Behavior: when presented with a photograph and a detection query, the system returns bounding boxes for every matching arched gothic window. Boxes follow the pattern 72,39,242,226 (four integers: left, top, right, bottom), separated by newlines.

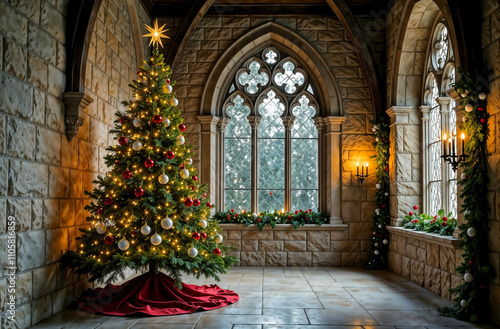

223,48,319,213
422,21,457,217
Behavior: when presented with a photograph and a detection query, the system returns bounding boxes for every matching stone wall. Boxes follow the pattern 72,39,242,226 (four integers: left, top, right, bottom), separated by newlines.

0,0,148,327
481,0,500,324
387,227,461,301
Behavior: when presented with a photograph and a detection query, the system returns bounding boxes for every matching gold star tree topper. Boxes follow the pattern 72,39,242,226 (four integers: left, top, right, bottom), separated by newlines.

143,19,169,48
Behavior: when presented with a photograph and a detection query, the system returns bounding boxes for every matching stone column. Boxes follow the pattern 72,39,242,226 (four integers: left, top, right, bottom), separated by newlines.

437,96,452,214
323,116,345,224
247,116,262,214
314,117,325,213
197,115,220,213
420,105,431,212
386,106,421,226
282,116,295,212
216,117,230,212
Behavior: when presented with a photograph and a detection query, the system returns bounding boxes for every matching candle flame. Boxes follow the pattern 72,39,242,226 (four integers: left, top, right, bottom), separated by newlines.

461,133,465,139
357,161,359,166
443,133,447,140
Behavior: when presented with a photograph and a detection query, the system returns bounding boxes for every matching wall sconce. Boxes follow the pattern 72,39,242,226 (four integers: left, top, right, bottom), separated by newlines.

356,161,369,184
442,132,467,172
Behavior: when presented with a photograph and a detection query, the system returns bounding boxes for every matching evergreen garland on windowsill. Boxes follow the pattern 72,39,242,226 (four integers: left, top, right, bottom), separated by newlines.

364,117,390,270
438,68,493,323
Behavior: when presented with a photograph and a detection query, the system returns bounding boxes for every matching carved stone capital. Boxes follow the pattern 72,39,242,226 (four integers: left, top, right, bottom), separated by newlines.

420,105,431,121
281,115,295,130
217,117,230,132
247,116,262,129
386,106,412,127
313,116,325,133
198,115,220,133
63,92,94,142
323,116,346,134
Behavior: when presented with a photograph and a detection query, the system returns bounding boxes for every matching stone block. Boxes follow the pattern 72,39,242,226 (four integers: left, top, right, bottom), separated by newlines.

306,231,330,251
8,160,49,197
45,95,65,133
348,222,372,240
16,271,32,305
43,199,59,228
424,265,441,295
7,199,31,231
318,30,344,41
3,40,27,80
439,246,455,273
17,230,45,271
189,62,213,74
331,240,360,252
313,252,341,266
89,118,108,147
342,114,366,133
331,67,360,79
41,1,65,42
341,252,367,266
242,230,273,240
196,50,219,62
259,240,283,251
36,127,61,165
342,134,374,151
284,240,306,251
323,53,346,67
6,117,36,160
31,295,52,326
341,202,361,221
32,89,46,125
269,230,304,240
297,18,327,30
204,28,232,40
410,259,424,286
52,286,73,314
1,303,30,329
227,230,241,240
275,18,296,30
401,255,411,279
33,264,57,298
70,170,83,198
342,187,367,201
28,23,56,64
287,252,312,266
199,17,222,27
78,140,98,171
0,2,28,45
265,252,287,266
46,228,68,264
61,137,79,168
0,278,5,312
405,244,417,259
441,271,451,300
240,251,265,266
417,247,426,263
59,199,75,227
0,74,32,119
388,251,401,275
48,166,70,198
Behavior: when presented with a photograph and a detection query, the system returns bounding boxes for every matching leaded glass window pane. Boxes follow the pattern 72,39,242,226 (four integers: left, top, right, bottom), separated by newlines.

430,181,442,215
258,90,285,138
307,84,314,94
238,61,269,94
292,95,317,138
264,49,278,64
258,190,284,213
449,98,457,218
292,190,318,212
434,26,449,70
225,190,251,213
274,61,305,94
258,139,284,190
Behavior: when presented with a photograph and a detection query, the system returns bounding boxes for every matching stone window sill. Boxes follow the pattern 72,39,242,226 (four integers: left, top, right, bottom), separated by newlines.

387,226,460,248
219,223,348,231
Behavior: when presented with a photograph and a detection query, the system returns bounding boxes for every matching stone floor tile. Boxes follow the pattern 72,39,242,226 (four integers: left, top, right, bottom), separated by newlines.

263,297,323,308
315,291,352,299
61,324,100,329
233,326,262,329
132,324,194,329
367,310,447,326
305,309,378,326
93,318,139,329
31,310,81,328
355,297,433,311
263,284,313,292
318,298,363,309
264,326,363,329
136,312,202,323
263,291,317,298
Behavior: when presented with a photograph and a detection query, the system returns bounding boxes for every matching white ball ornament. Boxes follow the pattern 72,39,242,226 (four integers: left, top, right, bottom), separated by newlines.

378,224,382,228
151,233,162,246
385,192,389,196
374,250,380,255
376,183,381,189
374,243,379,247
383,239,388,245
375,208,380,215
253,213,258,219
479,92,487,100
464,272,474,282
161,217,173,229
164,118,171,127
118,238,130,251
158,173,169,185
460,299,469,308
186,158,193,165
180,168,190,179
465,104,473,112
467,227,476,237
96,224,107,234
461,93,468,98
141,223,151,235
199,219,208,228
171,97,179,106
188,246,198,258
372,127,377,132
132,140,143,151
133,117,142,127
178,135,185,145
375,137,379,142
214,234,223,243
164,84,173,93
462,116,467,123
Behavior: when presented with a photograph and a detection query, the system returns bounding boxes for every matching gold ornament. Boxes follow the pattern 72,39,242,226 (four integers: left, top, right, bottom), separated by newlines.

143,19,169,48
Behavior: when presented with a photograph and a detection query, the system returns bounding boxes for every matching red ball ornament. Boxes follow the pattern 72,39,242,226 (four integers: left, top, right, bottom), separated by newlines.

203,193,207,198
385,167,389,171
480,118,486,124
288,215,291,219
144,159,154,168
134,187,144,197
192,175,198,181
167,79,171,84
207,202,212,208
165,151,175,159
191,186,196,191
104,197,113,206
230,209,234,212
192,232,201,240
478,106,484,111
213,248,222,255
193,199,201,206
409,212,413,216
153,115,163,124
130,230,137,237
179,124,186,132
413,205,418,210
185,198,193,207
201,232,207,239
104,235,114,245
122,170,132,179
114,160,120,165
118,137,128,145
120,116,128,124
96,207,103,215
469,260,473,265
258,219,261,222
442,222,447,227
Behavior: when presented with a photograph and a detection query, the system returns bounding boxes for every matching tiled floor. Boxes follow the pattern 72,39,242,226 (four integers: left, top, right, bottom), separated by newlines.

33,267,498,329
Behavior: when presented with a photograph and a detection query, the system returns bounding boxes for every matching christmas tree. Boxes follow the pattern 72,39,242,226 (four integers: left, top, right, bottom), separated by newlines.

61,21,238,290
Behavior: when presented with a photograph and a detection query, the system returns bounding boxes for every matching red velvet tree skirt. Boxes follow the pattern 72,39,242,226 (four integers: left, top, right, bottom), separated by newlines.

74,271,239,316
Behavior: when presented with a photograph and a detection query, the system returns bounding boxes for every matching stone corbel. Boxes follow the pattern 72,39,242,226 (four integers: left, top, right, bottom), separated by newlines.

63,92,94,142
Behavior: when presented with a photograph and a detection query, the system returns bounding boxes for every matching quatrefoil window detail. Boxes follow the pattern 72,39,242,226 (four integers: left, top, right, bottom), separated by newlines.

237,61,270,95
274,61,305,94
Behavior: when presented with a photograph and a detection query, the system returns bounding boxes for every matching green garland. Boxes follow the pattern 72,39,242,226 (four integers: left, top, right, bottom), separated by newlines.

364,117,390,270
213,209,328,231
438,68,493,323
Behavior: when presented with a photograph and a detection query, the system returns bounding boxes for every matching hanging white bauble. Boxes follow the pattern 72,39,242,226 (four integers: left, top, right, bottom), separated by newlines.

383,239,388,245
385,192,389,196
375,137,379,142
158,173,169,185
372,127,377,132
164,118,171,127
178,135,185,145
253,213,258,218
186,158,193,165
374,243,379,247
180,168,190,179
188,246,198,257
118,238,130,251
375,208,380,215
479,92,487,100
465,104,473,112
141,224,151,235
199,219,207,228
461,173,466,180
378,224,382,228
133,117,142,127
151,233,162,245
214,234,223,243
164,84,173,93
132,140,143,151
464,272,474,282
461,93,468,98
161,216,173,229
171,98,179,106
467,227,476,237
96,224,107,234
374,250,380,255
460,299,469,308
376,183,381,189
